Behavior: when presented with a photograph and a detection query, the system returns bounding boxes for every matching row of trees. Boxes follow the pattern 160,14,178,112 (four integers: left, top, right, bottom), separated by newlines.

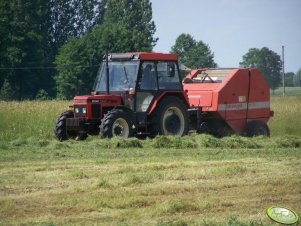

0,0,108,100
0,0,157,100
240,47,301,90
283,71,301,87
0,0,299,100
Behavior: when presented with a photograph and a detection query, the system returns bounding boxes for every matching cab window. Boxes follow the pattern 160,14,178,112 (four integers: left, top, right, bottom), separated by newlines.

139,62,157,90
157,62,181,90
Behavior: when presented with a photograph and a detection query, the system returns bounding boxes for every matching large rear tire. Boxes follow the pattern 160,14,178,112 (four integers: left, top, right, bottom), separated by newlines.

99,109,135,138
150,96,189,136
244,120,270,137
54,110,87,141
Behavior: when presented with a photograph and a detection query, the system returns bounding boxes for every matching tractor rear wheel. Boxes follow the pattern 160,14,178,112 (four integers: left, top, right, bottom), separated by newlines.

54,110,86,141
99,109,135,138
150,96,189,136
244,120,270,137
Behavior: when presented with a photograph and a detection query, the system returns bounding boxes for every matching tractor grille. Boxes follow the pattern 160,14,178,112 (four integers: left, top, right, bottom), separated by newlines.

74,105,86,117
91,104,100,118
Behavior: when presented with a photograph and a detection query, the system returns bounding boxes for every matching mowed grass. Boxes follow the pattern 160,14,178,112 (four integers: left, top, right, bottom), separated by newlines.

0,138,300,225
0,97,301,225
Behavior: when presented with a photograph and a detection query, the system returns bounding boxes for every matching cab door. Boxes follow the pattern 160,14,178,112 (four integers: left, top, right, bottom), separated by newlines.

135,61,158,125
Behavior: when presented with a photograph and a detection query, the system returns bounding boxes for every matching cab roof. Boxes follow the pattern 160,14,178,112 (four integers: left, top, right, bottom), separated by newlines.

109,52,178,61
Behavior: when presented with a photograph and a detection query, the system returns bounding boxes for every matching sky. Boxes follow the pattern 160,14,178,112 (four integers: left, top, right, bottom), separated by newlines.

151,0,301,73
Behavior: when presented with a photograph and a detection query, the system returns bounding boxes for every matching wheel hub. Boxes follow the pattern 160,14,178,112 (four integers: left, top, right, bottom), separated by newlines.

162,107,184,135
112,118,129,137
165,114,181,133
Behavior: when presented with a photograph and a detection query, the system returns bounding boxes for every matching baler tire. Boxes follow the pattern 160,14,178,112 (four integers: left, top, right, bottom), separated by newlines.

244,120,270,137
54,110,78,141
99,109,135,138
197,121,210,134
150,96,189,136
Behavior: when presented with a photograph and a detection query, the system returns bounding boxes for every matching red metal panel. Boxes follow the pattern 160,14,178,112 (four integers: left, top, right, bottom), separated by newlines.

184,91,213,107
73,95,122,119
183,81,219,108
226,119,247,133
139,53,178,61
247,69,271,119
224,69,249,121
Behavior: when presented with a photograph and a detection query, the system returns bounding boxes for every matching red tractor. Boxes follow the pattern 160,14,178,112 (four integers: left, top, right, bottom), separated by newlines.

54,52,273,141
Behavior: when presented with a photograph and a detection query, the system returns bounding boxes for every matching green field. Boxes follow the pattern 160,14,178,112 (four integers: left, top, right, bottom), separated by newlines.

271,86,301,96
0,97,300,225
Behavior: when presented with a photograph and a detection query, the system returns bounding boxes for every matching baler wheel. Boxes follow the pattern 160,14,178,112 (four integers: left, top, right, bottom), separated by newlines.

99,109,135,138
197,122,210,134
150,96,188,136
244,120,270,137
54,110,81,141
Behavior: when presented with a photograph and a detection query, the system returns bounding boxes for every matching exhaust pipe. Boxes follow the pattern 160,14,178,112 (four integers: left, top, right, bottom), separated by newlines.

105,50,110,95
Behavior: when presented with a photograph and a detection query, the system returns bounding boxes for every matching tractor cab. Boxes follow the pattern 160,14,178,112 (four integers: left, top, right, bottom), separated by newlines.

92,53,183,126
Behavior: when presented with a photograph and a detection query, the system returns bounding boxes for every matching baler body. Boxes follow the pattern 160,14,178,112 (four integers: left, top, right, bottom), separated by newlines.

183,68,273,134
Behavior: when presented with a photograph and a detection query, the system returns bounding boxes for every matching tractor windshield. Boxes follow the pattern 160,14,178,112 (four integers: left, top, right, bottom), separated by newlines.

93,61,139,92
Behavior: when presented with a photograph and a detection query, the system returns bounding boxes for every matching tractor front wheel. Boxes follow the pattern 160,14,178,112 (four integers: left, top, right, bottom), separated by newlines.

54,110,87,141
99,109,135,138
150,96,189,136
244,120,270,137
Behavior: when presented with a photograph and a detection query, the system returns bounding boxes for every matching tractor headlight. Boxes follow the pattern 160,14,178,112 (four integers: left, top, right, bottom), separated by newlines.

74,105,86,117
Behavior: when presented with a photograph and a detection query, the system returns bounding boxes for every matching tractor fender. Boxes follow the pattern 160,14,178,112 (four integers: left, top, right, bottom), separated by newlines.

113,105,134,113
147,91,186,115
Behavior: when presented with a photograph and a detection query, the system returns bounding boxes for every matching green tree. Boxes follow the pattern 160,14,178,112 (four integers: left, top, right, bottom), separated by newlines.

55,24,137,99
55,0,157,99
294,69,301,87
171,34,217,69
0,0,54,100
49,0,106,51
0,79,15,100
103,0,157,51
36,89,50,100
0,0,106,100
240,47,282,92
284,72,295,87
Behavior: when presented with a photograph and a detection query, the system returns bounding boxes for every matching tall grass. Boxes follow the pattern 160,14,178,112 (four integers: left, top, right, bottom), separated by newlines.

0,100,69,141
269,96,301,136
271,87,301,96
0,96,300,141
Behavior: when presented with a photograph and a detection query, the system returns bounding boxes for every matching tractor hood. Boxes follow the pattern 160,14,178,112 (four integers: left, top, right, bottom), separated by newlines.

72,95,123,119
73,95,122,104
